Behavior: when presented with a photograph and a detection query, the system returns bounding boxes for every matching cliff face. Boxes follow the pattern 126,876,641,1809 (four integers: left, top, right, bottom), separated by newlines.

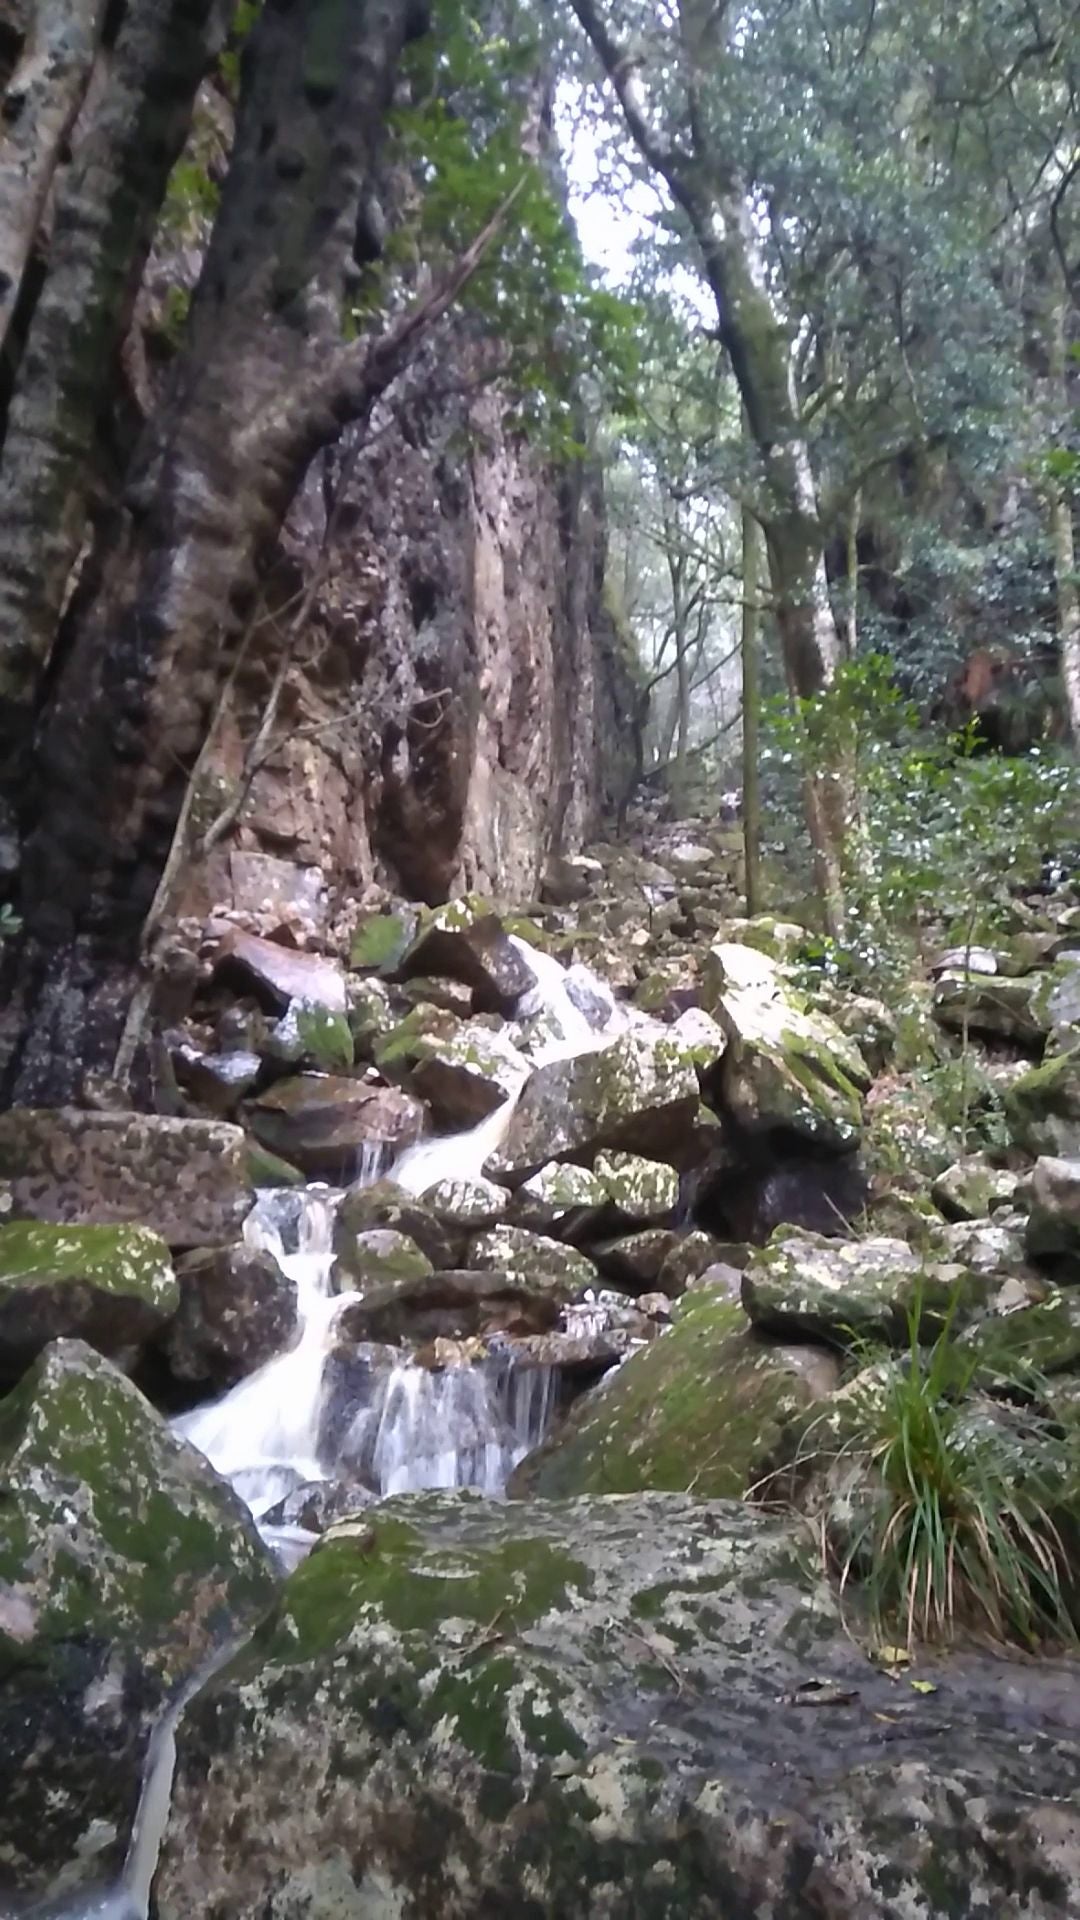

182,371,642,922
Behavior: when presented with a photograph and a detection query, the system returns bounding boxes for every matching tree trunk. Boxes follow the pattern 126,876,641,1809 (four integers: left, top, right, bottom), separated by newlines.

741,496,762,917
1047,278,1080,745
0,0,109,361
0,0,232,837
1,0,432,1102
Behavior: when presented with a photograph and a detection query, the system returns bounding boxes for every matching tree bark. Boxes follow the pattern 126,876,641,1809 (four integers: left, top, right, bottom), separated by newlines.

1047,277,1080,744
0,0,231,837
1,0,441,1101
741,495,762,917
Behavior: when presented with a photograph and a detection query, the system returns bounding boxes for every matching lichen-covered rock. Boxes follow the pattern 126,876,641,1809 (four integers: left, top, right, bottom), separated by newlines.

154,1490,1080,1920
335,1269,561,1345
592,1150,679,1223
0,1222,178,1385
510,1290,838,1498
333,1180,459,1273
742,1228,986,1346
1025,1154,1080,1259
243,1076,423,1179
487,1031,700,1180
467,1225,596,1300
398,898,535,1013
0,1108,252,1246
958,1289,1080,1379
657,1229,730,1297
383,1014,529,1126
159,1243,296,1389
509,1160,608,1233
333,1229,434,1292
0,1340,274,1905
593,1227,684,1291
704,943,870,1149
932,969,1046,1045
420,1177,509,1231
932,1154,1023,1221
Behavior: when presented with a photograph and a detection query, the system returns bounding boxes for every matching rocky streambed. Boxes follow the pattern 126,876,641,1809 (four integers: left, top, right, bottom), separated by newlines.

3,815,1080,1913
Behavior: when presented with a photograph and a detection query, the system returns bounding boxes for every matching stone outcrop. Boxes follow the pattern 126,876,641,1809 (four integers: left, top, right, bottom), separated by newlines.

154,1491,1080,1919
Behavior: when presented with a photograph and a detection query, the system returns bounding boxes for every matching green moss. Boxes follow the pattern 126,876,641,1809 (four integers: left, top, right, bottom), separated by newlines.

246,1143,305,1188
0,1222,175,1304
350,910,419,973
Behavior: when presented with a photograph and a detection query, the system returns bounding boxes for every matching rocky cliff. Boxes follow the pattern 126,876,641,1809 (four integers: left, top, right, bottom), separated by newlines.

176,360,643,928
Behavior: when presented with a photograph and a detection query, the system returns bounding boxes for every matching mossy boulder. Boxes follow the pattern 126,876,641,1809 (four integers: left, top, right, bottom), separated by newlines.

592,1150,679,1224
703,944,869,1150
592,1227,684,1291
335,1269,560,1344
385,1015,529,1127
509,1160,608,1233
333,1180,459,1273
1005,1046,1080,1156
1025,1154,1080,1260
420,1177,509,1231
350,907,421,974
466,1226,597,1300
0,1340,274,1905
932,1153,1022,1222
510,1289,839,1498
0,1222,178,1384
0,1108,252,1246
243,1076,423,1180
333,1228,434,1292
932,969,1046,1046
397,898,535,1014
957,1289,1080,1379
742,1228,987,1347
487,1031,701,1181
154,1491,1080,1919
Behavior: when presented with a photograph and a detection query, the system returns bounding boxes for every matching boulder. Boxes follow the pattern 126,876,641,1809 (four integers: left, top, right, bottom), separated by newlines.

172,1044,263,1116
346,975,398,1057
657,1230,729,1297
1025,1154,1080,1259
958,1289,1080,1379
932,969,1046,1046
592,1150,678,1224
467,1226,597,1300
0,1108,252,1246
932,1154,1023,1221
592,1227,684,1291
213,930,346,1013
333,1181,458,1274
335,1270,561,1345
160,1244,297,1389
0,1222,177,1385
511,1290,838,1498
154,1492,1080,1919
742,1228,986,1347
349,907,421,974
704,943,870,1149
420,1177,509,1231
0,1340,274,1906
380,1014,529,1126
1005,1047,1080,1156
487,1031,701,1181
243,1077,423,1179
398,898,535,1013
509,1160,608,1234
333,1229,434,1291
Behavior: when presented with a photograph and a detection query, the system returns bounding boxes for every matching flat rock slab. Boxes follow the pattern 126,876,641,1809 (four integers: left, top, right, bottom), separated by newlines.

155,1491,1080,1919
0,1108,252,1247
214,931,346,1013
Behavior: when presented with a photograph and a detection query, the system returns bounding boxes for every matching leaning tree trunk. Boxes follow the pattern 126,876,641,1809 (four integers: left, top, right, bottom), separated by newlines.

1,0,439,1102
568,0,849,936
741,492,762,917
0,0,233,843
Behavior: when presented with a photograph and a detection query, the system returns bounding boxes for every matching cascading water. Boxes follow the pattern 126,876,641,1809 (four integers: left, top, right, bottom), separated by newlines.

173,940,626,1554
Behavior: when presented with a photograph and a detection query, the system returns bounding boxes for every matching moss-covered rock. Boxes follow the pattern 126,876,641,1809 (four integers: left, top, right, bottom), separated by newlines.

742,1227,987,1346
0,1108,252,1247
160,1242,296,1388
1005,1046,1080,1156
0,1222,178,1384
932,969,1046,1046
593,1150,679,1223
333,1180,459,1273
468,1225,596,1300
419,1177,509,1231
487,1031,701,1181
1025,1154,1080,1260
335,1269,560,1344
349,907,421,974
154,1491,1080,1918
509,1160,608,1233
704,944,869,1150
243,1076,423,1180
0,1340,274,1905
245,1141,306,1188
512,1288,838,1498
397,898,535,1014
932,1153,1022,1222
592,1226,684,1291
333,1228,434,1292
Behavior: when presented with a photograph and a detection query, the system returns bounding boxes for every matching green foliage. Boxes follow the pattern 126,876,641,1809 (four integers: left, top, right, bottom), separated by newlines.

294,1005,355,1072
0,904,21,945
833,1297,1079,1650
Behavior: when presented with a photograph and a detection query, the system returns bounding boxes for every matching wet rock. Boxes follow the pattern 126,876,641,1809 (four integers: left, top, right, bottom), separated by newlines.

398,898,535,1013
317,1342,398,1463
0,1340,274,1907
932,1154,1023,1221
488,1031,701,1180
704,944,870,1150
420,1177,509,1231
160,1244,297,1389
213,930,346,1013
512,1290,839,1500
0,1223,177,1385
592,1227,683,1291
334,1181,459,1273
1025,1154,1080,1259
261,1480,377,1534
243,1077,423,1180
468,1225,597,1300
172,1045,263,1116
334,1229,434,1291
0,1109,252,1247
409,1021,529,1127
496,1324,649,1374
742,1228,986,1348
335,1270,560,1344
246,1142,306,1188
932,969,1046,1046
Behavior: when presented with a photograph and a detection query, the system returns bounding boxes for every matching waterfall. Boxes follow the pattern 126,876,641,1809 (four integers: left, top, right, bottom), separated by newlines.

338,1354,556,1498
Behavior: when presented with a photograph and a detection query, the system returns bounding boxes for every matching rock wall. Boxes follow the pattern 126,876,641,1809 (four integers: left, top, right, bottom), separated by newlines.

180,369,642,925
